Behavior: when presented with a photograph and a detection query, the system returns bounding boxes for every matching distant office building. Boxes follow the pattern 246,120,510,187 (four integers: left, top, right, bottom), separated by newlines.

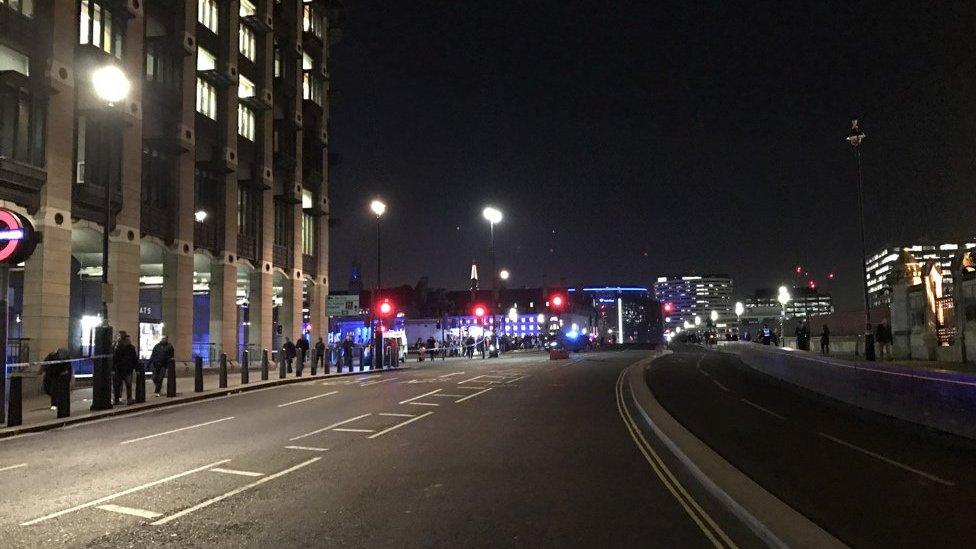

867,241,976,307
745,288,833,319
654,275,733,325
571,286,663,344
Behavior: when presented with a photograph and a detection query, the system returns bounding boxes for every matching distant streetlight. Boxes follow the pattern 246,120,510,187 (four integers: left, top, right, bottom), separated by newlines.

370,198,387,369
846,119,875,360
370,199,387,217
499,269,510,281
710,310,719,323
194,210,208,222
778,286,791,342
508,307,518,323
734,301,744,319
694,315,701,327
482,206,503,354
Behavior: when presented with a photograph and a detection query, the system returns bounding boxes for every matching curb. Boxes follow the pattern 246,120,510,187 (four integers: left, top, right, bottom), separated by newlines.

624,357,846,549
1,366,413,440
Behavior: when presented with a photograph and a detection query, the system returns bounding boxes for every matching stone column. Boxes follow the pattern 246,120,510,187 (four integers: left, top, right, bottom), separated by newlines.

22,1,76,360
162,242,195,367
279,271,304,342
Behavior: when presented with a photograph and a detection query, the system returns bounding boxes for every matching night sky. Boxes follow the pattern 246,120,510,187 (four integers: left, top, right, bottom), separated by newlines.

327,1,976,309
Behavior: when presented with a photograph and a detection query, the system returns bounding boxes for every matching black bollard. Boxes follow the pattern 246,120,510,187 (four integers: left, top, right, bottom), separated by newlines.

278,353,286,379
219,352,228,388
56,373,70,418
358,347,365,371
91,325,113,411
166,358,177,397
241,349,249,385
296,348,305,377
194,355,204,392
261,349,269,380
7,376,22,427
135,369,146,403
310,349,317,376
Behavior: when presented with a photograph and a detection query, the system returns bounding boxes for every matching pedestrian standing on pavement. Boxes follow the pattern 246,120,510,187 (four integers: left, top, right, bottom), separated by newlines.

148,336,174,397
282,337,296,373
465,335,475,358
41,347,71,410
342,337,353,371
876,320,892,361
314,337,326,372
296,334,310,369
112,331,138,405
820,325,830,355
426,336,436,359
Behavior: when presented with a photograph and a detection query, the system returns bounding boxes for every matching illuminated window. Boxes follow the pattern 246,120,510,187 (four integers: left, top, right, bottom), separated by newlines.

198,0,218,33
1,0,33,17
0,43,29,76
273,47,282,77
302,52,313,71
240,25,256,61
195,77,216,119
238,106,255,141
79,0,122,58
197,47,216,71
302,212,314,255
303,73,322,105
239,0,256,17
303,5,323,39
238,75,255,98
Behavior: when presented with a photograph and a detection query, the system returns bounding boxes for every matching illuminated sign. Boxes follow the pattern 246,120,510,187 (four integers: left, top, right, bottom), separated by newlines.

0,209,36,265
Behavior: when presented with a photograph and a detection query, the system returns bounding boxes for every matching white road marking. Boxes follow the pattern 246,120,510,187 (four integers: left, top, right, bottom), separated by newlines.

432,393,465,398
379,412,416,418
331,428,375,433
507,375,528,384
457,385,488,390
21,459,230,525
399,389,442,404
360,378,397,386
0,463,27,473
740,399,786,420
409,402,439,406
438,372,465,378
289,413,373,440
277,390,339,408
96,504,163,519
210,467,264,477
711,379,729,392
356,375,381,381
458,375,487,384
454,387,493,403
818,433,955,486
120,417,235,445
152,458,321,525
367,412,434,439
284,445,328,452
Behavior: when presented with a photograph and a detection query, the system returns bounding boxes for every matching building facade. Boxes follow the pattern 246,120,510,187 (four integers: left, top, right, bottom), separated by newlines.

654,275,733,326
745,287,833,319
0,0,342,365
867,241,976,308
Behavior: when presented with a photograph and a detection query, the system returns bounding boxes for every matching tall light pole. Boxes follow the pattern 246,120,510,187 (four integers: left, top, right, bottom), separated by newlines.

778,285,791,346
735,301,744,339
90,64,130,411
370,199,386,368
847,120,875,360
482,206,502,353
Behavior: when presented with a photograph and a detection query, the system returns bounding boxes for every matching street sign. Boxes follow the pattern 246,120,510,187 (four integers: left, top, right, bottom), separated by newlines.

327,294,360,316
0,209,36,265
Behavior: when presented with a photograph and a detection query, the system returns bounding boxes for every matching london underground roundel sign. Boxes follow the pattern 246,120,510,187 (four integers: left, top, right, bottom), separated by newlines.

0,209,37,265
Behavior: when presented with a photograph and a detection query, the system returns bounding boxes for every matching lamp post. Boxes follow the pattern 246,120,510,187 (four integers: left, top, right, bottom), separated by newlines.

734,301,744,339
778,286,791,346
482,206,502,354
846,120,875,360
90,65,130,411
370,199,386,368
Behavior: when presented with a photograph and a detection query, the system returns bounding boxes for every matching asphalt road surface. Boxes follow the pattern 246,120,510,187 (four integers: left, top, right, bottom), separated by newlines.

0,351,760,548
649,347,976,548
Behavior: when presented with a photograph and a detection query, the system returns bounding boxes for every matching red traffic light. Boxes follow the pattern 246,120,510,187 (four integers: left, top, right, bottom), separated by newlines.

378,299,394,316
663,302,674,313
550,294,565,309
473,304,487,318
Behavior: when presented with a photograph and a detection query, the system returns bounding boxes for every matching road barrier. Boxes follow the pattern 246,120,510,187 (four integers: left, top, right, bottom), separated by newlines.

296,348,305,377
165,359,176,397
278,353,286,379
218,353,228,389
261,349,269,380
194,355,204,392
135,370,146,403
241,349,250,385
7,376,21,427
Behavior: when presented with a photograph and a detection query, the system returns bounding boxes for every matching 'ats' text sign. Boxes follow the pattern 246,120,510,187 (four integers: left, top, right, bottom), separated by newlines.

0,209,36,265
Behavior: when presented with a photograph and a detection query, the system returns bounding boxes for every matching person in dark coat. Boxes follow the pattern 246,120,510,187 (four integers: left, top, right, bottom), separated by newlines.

149,336,174,396
465,335,475,358
42,347,71,410
876,320,892,361
341,337,353,371
296,335,310,367
820,325,830,355
314,337,326,372
112,331,138,405
282,338,296,373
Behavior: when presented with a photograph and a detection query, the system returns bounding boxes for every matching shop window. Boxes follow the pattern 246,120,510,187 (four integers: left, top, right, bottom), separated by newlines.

196,77,216,119
198,0,218,34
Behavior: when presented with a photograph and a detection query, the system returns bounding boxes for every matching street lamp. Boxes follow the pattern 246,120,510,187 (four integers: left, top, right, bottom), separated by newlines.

710,310,718,323
778,286,791,345
194,210,208,222
734,301,744,320
482,206,503,354
499,269,510,281
370,199,386,369
90,64,130,411
847,120,875,360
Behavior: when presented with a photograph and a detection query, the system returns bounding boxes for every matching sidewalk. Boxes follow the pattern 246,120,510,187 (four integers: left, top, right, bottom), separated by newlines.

5,361,394,438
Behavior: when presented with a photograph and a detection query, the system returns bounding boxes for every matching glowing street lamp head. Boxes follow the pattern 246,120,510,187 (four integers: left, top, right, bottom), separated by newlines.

499,269,510,281
777,286,791,306
194,210,208,222
92,65,130,104
482,206,503,225
710,310,719,322
370,199,387,217
734,302,744,317
694,315,701,326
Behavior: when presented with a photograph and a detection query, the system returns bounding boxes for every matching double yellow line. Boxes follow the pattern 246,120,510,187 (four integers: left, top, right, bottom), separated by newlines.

615,365,738,549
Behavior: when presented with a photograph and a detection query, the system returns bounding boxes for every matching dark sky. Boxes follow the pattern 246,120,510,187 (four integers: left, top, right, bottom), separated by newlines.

327,1,976,309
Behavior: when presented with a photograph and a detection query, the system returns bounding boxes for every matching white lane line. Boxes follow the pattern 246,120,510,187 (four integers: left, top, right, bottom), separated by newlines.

367,412,434,439
210,468,264,478
507,375,528,384
277,390,339,408
457,385,488,391
289,413,373,441
711,379,729,392
96,504,163,519
408,402,439,406
379,412,416,418
0,463,27,473
438,372,465,378
21,459,230,526
360,378,397,386
740,399,786,420
818,433,955,486
455,387,493,403
331,428,375,433
432,393,465,398
152,457,321,525
356,375,381,381
399,389,442,404
284,445,328,452
458,375,487,384
120,417,235,445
